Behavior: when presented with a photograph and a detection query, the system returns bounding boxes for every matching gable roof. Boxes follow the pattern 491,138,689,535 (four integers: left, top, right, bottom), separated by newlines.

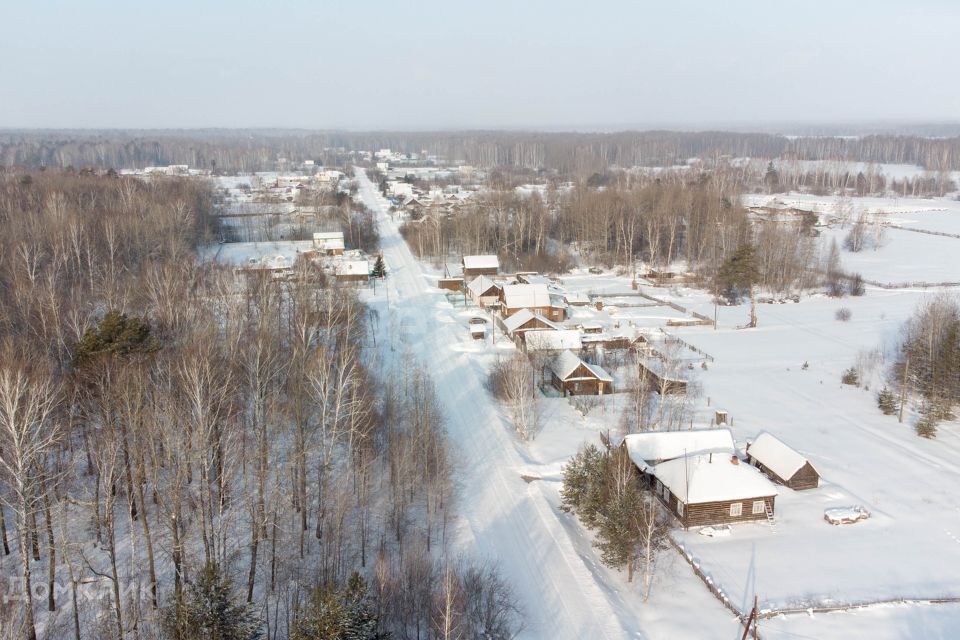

525,330,583,352
550,350,613,382
466,275,501,297
462,254,499,270
503,283,552,309
746,432,815,480
335,260,369,276
623,429,735,472
502,309,561,334
654,455,778,504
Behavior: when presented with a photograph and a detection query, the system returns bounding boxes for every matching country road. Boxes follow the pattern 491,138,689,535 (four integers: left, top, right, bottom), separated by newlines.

354,168,646,639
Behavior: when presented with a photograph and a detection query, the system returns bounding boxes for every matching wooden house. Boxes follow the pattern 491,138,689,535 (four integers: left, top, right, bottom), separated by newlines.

501,284,566,322
652,455,778,529
462,255,500,279
501,309,562,338
549,350,613,396
622,429,777,528
466,275,501,308
313,231,345,256
746,432,820,490
334,260,370,284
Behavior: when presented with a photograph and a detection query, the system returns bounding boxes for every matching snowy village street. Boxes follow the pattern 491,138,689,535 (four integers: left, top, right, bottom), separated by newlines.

353,168,657,639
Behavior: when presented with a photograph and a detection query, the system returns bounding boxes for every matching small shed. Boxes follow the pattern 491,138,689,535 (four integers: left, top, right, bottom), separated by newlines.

462,255,500,279
313,231,345,255
549,350,613,396
746,432,820,490
638,361,687,395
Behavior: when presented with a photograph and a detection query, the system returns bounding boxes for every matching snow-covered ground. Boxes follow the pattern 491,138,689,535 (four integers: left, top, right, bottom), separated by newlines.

354,169,742,639
358,170,960,638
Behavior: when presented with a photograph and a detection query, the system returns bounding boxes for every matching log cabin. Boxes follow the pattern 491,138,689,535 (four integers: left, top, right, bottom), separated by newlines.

651,454,778,529
501,283,567,322
549,350,613,396
746,432,820,490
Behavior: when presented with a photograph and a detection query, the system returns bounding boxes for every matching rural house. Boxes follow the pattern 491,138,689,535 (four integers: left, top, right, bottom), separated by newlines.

652,454,778,529
313,231,345,255
334,260,370,283
549,350,613,396
501,308,562,338
466,275,502,308
462,254,500,279
622,429,778,528
501,283,566,322
746,432,820,490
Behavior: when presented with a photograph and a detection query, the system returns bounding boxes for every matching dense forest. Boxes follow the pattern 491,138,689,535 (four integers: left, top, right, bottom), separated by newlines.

0,170,520,640
4,129,960,174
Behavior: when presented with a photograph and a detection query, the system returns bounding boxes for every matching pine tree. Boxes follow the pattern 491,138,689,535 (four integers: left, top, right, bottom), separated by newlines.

560,444,608,529
717,243,760,326
372,254,387,279
162,563,262,640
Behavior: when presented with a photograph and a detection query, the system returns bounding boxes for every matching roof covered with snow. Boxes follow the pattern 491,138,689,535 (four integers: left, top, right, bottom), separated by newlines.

746,432,814,480
502,309,561,334
655,455,777,504
313,231,345,241
335,260,370,276
525,330,583,352
623,429,735,472
503,283,552,309
463,254,499,270
467,275,501,297
550,350,613,382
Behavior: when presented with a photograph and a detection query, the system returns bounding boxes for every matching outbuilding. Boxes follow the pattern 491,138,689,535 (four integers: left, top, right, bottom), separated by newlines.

462,255,500,279
746,432,820,490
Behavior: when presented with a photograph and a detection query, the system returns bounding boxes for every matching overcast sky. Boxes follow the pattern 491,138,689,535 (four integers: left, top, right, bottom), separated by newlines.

2,0,958,131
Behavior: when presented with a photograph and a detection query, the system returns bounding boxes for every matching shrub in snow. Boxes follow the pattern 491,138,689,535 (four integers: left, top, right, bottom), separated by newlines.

848,273,865,296
841,367,860,386
835,307,852,322
916,413,938,439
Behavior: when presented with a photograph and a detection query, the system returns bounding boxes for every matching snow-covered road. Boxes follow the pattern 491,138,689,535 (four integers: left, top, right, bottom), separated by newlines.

354,169,647,639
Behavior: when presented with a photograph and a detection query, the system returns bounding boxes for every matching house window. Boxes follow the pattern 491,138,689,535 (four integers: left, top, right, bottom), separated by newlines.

662,485,670,501
677,501,684,517
752,500,766,515
729,502,743,517
655,480,663,493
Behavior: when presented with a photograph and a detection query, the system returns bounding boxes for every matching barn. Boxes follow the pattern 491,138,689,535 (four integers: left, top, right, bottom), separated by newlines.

746,432,820,490
549,350,613,396
462,255,500,279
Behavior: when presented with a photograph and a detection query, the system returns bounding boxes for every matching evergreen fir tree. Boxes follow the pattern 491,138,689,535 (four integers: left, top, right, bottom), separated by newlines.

877,387,897,415
162,563,262,640
372,254,387,279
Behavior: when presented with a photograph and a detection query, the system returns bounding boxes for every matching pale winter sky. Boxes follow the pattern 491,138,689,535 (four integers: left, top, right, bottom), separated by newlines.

1,0,959,131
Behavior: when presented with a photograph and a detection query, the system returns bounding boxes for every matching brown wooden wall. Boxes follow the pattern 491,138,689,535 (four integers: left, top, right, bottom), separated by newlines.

654,480,776,529
751,459,820,491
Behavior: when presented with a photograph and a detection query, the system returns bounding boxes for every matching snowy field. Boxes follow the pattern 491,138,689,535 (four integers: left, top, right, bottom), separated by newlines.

199,240,314,267
355,170,960,638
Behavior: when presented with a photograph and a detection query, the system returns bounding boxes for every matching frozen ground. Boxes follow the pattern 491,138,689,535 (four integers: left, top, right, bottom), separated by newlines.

355,169,741,640
199,240,314,267
358,169,960,638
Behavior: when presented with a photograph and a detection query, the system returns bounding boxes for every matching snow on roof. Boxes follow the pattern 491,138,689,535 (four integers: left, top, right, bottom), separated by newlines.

746,432,814,480
550,350,613,382
463,255,499,270
502,309,561,333
654,455,778,504
314,231,345,241
467,275,500,297
503,283,552,309
336,260,370,276
521,275,552,286
623,429,735,471
525,330,583,352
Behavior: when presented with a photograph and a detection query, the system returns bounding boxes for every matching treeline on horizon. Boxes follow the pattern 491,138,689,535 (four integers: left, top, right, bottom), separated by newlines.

3,129,960,174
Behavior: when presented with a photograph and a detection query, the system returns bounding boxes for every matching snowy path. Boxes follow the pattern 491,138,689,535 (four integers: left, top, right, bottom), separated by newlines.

354,169,646,639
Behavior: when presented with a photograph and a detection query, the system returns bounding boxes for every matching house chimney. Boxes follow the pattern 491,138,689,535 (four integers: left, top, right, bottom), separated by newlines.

730,455,739,465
